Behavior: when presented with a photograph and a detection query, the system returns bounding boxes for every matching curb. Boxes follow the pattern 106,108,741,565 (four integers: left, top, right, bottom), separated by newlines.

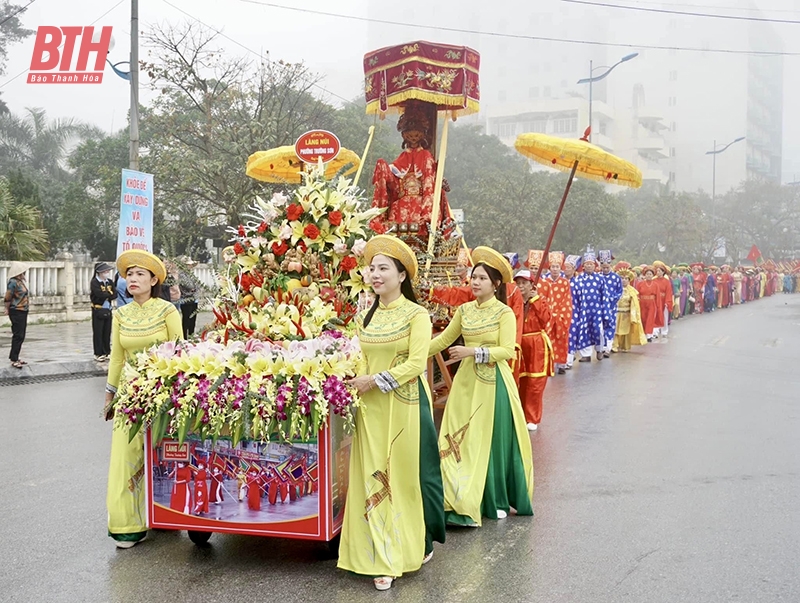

0,361,107,384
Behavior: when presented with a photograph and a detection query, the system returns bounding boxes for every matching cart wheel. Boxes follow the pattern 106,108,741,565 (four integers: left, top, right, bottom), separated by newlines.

187,530,212,546
326,533,341,558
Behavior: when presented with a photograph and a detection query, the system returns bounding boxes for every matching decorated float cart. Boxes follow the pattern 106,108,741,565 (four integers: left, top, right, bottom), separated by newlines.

113,40,481,549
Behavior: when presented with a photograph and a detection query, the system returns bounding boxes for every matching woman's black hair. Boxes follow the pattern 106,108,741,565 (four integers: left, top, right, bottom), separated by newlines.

473,262,507,306
363,257,418,328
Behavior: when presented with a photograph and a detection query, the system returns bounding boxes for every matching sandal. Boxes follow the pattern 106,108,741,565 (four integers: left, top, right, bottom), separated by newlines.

10,361,23,369
373,576,394,591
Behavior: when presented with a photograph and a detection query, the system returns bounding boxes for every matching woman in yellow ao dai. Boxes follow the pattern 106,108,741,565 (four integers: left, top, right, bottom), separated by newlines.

338,236,445,592
429,247,534,526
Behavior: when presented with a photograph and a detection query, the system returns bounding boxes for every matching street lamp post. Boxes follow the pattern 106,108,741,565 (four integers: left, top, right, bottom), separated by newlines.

577,52,639,142
106,0,139,170
706,136,745,231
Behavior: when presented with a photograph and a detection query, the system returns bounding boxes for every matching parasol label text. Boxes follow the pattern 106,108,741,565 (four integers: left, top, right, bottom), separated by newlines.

295,130,341,164
27,26,112,84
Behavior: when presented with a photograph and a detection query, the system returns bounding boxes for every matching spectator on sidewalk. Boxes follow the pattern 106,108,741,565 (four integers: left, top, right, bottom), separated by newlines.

178,256,200,338
4,261,31,369
114,272,133,307
90,262,117,361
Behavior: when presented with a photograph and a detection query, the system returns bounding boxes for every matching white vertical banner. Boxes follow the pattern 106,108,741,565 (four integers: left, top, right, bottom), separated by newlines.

117,169,154,257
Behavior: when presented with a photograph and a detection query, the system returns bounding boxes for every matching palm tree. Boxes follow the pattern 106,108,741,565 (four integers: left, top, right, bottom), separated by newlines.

0,107,100,179
0,177,48,260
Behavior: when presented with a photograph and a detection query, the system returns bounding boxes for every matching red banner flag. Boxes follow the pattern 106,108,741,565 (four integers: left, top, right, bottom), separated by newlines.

746,245,762,263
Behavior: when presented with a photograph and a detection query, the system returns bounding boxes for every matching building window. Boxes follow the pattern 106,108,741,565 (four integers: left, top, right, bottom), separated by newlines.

529,87,539,99
496,122,516,138
498,90,507,102
553,118,577,134
599,121,607,135
669,70,678,81
522,119,548,133
543,86,552,97
670,147,676,157
671,121,677,131
668,96,677,106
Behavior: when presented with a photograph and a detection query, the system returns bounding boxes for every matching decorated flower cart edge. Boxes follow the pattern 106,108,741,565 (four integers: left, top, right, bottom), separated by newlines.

113,163,384,448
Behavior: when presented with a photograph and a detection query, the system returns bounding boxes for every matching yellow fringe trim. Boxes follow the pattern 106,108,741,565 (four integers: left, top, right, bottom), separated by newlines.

366,93,479,116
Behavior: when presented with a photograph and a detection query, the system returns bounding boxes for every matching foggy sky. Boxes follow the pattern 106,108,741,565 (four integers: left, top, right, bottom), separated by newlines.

2,0,799,185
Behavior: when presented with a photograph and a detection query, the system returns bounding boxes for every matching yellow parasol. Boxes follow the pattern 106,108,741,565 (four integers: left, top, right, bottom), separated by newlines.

514,128,643,283
515,132,643,188
246,146,360,183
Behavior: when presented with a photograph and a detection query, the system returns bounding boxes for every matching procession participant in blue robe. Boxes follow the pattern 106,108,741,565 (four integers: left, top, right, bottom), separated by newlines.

704,268,718,312
598,250,623,358
575,249,607,363
563,255,582,369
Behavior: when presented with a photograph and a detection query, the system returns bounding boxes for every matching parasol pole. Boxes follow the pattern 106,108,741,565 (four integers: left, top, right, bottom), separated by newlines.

353,125,375,188
425,113,451,274
534,159,580,285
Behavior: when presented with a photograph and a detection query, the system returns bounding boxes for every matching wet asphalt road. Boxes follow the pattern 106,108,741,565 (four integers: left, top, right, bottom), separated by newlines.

2,294,800,603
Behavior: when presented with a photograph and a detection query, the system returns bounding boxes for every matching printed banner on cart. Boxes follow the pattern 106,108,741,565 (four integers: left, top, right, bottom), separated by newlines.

150,437,320,531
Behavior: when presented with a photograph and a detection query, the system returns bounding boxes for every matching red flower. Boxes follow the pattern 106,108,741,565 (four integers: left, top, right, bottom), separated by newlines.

238,225,246,236
239,273,253,291
271,241,288,256
233,242,245,255
257,221,268,234
297,240,308,253
303,224,320,240
340,256,357,272
328,210,343,226
286,204,304,221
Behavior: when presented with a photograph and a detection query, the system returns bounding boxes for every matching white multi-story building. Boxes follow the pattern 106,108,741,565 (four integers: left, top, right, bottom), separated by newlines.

365,0,784,194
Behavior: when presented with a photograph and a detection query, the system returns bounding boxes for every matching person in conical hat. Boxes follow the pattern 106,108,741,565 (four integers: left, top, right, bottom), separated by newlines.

574,247,607,362
4,261,32,368
428,245,533,528
598,250,623,357
339,234,445,590
513,269,554,431
106,249,183,550
542,251,572,373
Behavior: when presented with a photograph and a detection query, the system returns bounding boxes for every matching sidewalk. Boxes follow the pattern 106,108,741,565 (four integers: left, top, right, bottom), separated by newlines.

0,313,214,381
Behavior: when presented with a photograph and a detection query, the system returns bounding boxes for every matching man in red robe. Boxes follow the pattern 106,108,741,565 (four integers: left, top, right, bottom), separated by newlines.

691,263,707,313
541,251,572,374
653,261,674,338
635,266,660,341
246,467,261,511
193,462,209,515
170,462,192,514
369,100,449,240
514,269,554,432
209,465,224,505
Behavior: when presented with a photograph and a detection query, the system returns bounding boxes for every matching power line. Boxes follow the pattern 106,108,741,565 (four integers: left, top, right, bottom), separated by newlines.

240,0,799,56
161,0,354,105
623,0,800,15
562,0,800,24
0,0,126,90
0,0,36,29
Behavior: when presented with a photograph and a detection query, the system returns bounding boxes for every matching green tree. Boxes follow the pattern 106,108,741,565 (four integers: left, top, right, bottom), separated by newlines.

0,107,99,249
618,184,708,265
0,2,34,113
140,22,336,253
0,177,48,260
61,130,129,259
